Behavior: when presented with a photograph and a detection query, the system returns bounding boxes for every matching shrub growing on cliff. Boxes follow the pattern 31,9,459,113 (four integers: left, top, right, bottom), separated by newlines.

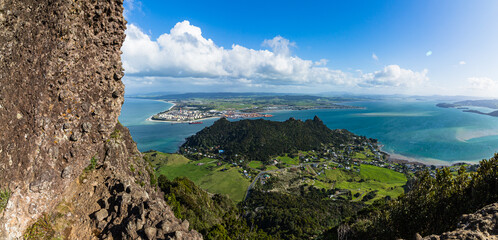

109,128,121,140
23,213,55,239
84,156,98,172
0,188,10,213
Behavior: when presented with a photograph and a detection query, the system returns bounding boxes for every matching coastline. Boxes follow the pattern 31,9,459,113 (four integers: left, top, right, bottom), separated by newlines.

384,151,480,166
146,116,221,124
140,100,483,166
145,99,364,124
385,152,435,166
376,140,481,166
156,100,176,110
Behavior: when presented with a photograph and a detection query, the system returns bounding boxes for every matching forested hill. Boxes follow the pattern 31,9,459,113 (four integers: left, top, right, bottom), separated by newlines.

180,116,365,161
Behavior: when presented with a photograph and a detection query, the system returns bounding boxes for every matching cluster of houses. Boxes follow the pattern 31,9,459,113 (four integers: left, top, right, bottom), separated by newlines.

184,136,479,185
259,174,271,185
152,105,275,122
303,148,478,178
152,108,220,122
223,111,273,119
242,169,252,178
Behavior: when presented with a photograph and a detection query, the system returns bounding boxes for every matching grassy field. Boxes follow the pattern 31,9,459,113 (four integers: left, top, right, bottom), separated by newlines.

145,151,190,166
146,152,250,202
175,96,357,112
352,152,367,160
206,100,254,110
336,165,406,203
265,165,279,171
277,155,299,165
248,161,264,169
145,151,407,204
359,164,407,184
310,164,407,203
320,169,350,182
156,158,214,183
196,168,250,202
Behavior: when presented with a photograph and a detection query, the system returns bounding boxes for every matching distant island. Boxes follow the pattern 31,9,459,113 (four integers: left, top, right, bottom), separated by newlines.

145,94,364,122
436,99,498,117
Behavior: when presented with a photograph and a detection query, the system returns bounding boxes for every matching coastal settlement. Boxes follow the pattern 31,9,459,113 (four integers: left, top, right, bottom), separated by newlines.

150,98,361,123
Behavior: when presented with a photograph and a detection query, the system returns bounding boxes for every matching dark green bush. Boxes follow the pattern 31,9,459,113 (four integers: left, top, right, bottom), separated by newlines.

0,188,10,213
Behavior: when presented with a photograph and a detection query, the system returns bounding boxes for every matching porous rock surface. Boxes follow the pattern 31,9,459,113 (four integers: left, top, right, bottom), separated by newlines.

423,203,498,240
55,124,201,239
0,0,201,239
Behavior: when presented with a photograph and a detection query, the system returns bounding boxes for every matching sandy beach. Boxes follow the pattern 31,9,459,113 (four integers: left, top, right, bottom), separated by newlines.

385,152,479,166
157,100,176,110
386,152,435,166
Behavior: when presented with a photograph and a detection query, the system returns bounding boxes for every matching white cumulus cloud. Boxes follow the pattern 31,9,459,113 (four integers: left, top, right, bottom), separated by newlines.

122,22,227,78
468,77,497,89
122,21,352,86
459,61,466,65
122,21,429,90
262,36,296,56
360,65,429,87
314,59,328,66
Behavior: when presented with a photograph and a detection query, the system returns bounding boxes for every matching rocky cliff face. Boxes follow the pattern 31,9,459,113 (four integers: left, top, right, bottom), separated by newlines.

0,0,200,239
29,123,201,239
422,202,498,240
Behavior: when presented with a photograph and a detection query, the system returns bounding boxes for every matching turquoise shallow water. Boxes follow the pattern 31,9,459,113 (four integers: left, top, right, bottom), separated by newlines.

119,98,498,164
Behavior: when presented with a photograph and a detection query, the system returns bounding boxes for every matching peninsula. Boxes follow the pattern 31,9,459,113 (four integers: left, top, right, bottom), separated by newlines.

437,99,498,117
146,93,364,122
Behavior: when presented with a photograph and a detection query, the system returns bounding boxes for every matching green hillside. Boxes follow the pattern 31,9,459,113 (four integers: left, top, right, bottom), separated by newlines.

145,151,250,202
181,116,372,161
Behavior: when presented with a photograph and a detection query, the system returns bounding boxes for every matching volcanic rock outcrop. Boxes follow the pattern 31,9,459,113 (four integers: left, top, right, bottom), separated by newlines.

40,123,201,239
422,202,498,240
0,0,201,239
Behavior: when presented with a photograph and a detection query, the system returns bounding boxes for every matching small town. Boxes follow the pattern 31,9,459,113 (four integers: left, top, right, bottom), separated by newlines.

151,109,221,122
151,108,273,122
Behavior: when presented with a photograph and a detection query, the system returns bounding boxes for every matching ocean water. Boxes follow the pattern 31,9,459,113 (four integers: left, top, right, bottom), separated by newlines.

119,98,498,164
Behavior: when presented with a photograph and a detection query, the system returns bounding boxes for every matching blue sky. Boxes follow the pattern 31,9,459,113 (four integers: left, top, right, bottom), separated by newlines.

122,0,498,96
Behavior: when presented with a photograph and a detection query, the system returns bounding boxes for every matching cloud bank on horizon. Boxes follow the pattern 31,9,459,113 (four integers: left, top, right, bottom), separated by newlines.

122,21,430,92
